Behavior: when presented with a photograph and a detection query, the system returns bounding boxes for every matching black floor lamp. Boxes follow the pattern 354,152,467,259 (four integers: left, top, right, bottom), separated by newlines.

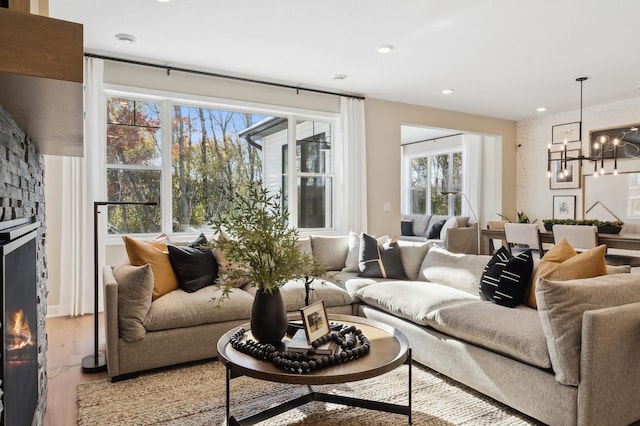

82,200,158,373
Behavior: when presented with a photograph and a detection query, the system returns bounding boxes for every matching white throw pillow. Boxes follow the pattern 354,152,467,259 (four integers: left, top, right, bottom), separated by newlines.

439,216,459,240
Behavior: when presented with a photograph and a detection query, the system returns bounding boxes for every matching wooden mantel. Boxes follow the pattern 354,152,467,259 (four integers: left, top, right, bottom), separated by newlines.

0,6,84,156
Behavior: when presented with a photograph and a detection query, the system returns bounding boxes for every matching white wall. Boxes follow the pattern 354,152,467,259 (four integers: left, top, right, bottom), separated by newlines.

516,97,640,224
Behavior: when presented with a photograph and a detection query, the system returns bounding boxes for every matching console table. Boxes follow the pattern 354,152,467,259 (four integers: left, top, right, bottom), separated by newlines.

481,228,640,255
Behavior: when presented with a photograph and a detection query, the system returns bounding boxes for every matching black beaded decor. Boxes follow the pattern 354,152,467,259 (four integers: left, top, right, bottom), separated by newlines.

228,324,370,374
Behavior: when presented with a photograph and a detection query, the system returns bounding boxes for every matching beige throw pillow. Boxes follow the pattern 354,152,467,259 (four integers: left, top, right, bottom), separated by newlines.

113,263,153,342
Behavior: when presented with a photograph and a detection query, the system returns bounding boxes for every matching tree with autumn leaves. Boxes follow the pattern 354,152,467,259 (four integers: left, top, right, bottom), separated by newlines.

106,97,262,234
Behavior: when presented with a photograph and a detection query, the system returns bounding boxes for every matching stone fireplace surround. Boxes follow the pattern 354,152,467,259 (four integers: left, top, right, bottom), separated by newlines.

0,104,47,425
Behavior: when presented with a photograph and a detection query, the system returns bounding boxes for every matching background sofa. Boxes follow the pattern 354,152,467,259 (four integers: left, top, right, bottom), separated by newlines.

400,214,478,254
103,234,640,425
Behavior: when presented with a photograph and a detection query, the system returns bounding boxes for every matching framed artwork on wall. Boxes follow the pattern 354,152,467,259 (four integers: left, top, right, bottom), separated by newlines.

553,195,576,220
589,123,640,159
552,121,581,145
549,149,581,189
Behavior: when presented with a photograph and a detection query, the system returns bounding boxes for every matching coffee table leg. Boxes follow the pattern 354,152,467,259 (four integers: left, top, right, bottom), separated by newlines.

408,348,412,425
226,363,231,424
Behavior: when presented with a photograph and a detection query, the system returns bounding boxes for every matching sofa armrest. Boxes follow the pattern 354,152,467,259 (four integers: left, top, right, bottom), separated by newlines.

578,302,640,426
445,224,479,254
102,265,120,377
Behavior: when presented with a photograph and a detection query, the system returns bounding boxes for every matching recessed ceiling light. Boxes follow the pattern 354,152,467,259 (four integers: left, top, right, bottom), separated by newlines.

332,74,347,81
441,88,454,95
157,0,171,2
537,107,548,112
377,45,394,54
115,33,137,45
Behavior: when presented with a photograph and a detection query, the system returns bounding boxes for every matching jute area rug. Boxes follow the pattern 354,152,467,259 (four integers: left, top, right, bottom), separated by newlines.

77,361,541,425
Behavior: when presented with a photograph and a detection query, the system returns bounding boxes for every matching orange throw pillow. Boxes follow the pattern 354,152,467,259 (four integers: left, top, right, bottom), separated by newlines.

526,238,607,308
123,235,179,300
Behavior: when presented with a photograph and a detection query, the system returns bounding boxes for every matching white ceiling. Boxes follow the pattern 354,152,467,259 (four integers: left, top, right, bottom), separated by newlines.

50,0,640,122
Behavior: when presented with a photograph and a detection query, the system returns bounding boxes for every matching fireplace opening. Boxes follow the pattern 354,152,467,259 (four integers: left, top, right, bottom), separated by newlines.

1,219,39,426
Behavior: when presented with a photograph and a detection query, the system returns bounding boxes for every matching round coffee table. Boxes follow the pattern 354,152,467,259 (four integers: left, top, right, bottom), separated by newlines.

217,313,412,425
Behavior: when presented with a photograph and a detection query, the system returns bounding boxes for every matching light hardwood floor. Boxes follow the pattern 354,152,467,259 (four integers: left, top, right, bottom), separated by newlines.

45,314,108,426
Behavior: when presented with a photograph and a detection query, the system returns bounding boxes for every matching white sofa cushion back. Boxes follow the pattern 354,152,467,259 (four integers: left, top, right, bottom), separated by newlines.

419,247,491,295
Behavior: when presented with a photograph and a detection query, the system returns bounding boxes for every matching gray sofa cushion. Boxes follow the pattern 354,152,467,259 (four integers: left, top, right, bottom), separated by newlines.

143,286,254,332
419,247,491,295
536,273,640,386
355,281,478,326
427,301,551,369
243,278,353,311
311,235,349,271
113,263,154,342
405,214,432,237
397,240,431,281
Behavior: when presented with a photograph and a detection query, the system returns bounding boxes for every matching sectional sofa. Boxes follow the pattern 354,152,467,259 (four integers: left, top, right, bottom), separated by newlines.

103,234,640,425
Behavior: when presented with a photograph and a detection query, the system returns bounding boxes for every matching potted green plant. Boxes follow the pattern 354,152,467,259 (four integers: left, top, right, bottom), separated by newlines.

498,211,537,223
209,180,328,344
542,218,624,233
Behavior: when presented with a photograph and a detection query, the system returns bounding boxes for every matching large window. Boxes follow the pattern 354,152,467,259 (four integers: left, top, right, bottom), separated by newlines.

106,98,162,234
106,94,337,236
281,120,333,229
406,151,462,215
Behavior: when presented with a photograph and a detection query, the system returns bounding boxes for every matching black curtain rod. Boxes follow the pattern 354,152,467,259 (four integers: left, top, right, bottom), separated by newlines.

84,52,365,100
401,133,464,147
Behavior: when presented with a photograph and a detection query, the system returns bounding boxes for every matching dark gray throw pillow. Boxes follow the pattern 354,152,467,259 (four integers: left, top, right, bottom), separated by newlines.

427,219,447,239
167,245,218,293
479,246,533,307
189,232,208,249
358,233,408,280
401,220,414,236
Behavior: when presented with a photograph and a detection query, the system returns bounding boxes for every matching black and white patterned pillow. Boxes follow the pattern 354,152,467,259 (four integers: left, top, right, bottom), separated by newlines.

358,233,408,280
479,246,533,307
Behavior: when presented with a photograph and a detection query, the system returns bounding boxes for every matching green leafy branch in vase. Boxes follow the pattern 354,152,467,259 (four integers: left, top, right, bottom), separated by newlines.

208,180,329,301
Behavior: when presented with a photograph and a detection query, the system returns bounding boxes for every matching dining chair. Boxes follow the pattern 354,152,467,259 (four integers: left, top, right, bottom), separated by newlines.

504,223,545,257
486,221,508,254
552,224,598,252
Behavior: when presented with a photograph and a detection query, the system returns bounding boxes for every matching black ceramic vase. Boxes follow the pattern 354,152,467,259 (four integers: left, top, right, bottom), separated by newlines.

250,288,288,345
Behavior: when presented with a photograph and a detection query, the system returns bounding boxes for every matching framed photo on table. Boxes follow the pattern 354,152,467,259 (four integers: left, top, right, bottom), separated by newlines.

300,300,330,344
549,149,581,189
553,195,576,220
552,121,581,145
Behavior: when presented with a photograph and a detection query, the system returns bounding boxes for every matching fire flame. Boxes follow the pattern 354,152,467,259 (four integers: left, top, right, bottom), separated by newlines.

8,310,33,351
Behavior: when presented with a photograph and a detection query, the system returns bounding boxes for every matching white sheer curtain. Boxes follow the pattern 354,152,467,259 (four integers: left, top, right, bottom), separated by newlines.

340,97,367,233
57,57,104,316
462,134,482,226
